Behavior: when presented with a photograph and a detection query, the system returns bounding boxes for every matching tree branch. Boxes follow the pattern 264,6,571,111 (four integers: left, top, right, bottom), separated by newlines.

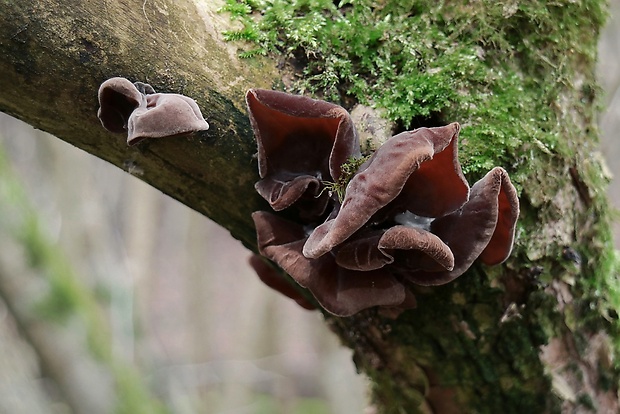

0,0,277,248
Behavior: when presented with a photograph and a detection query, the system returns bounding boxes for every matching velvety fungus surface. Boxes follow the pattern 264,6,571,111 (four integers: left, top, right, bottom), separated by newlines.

98,77,209,145
248,89,519,316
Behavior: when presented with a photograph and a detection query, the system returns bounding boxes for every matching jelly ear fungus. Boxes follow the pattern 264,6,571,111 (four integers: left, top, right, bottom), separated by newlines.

97,77,209,145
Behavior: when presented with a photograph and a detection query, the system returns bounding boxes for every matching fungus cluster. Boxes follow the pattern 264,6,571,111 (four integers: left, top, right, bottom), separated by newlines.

248,89,519,317
97,77,209,145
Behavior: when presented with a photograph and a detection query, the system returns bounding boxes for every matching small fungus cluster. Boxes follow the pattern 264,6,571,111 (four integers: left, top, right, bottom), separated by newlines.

97,77,209,145
247,89,519,317
96,79,519,317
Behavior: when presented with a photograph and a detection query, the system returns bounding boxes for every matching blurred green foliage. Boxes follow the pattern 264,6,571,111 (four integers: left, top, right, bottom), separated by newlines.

0,145,168,414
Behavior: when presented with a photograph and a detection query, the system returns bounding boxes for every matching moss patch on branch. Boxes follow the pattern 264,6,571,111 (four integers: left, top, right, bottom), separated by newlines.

220,0,618,322
220,0,604,174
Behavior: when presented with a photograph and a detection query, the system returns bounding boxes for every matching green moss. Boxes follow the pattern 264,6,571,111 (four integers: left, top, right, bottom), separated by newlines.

321,154,369,202
362,275,554,413
223,0,617,327
221,0,605,176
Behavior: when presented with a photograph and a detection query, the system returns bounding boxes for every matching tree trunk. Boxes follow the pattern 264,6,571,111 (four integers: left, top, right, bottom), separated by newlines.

1,0,619,413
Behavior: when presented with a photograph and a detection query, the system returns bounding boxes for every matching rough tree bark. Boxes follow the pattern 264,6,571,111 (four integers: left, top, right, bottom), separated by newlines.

1,0,619,413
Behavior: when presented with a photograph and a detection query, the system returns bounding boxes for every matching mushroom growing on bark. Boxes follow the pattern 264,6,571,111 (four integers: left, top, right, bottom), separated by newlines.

246,89,520,316
97,77,209,145
246,88,360,219
303,122,469,259
248,254,316,311
252,211,417,317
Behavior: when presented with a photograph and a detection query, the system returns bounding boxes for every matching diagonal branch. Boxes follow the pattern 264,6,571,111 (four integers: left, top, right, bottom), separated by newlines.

0,0,278,248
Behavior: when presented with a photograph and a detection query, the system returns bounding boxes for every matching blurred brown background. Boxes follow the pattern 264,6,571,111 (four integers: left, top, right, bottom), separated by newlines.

2,2,620,413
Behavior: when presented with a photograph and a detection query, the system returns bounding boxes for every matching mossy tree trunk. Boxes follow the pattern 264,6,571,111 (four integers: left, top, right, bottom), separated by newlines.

1,0,619,413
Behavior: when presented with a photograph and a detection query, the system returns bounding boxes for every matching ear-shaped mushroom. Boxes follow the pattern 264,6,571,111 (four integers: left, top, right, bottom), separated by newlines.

252,211,416,316
403,167,519,286
246,89,360,215
335,225,455,273
477,168,519,265
245,90,521,315
303,123,468,259
97,77,209,145
127,93,210,145
248,254,316,310
97,77,144,133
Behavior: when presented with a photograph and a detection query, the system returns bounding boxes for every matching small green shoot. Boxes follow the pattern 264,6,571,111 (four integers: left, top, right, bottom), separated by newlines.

321,155,370,203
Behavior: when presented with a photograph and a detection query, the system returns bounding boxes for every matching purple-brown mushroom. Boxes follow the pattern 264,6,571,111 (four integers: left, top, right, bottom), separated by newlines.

334,225,455,273
252,211,417,317
303,125,518,287
246,89,520,316
246,89,361,219
403,167,520,286
248,254,316,311
97,77,209,145
303,123,469,259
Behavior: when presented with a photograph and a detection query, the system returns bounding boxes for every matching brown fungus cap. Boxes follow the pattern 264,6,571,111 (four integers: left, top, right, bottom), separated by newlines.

245,90,520,316
402,167,520,286
246,89,360,217
303,123,468,259
97,77,209,145
335,225,455,273
252,211,416,317
97,77,143,134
